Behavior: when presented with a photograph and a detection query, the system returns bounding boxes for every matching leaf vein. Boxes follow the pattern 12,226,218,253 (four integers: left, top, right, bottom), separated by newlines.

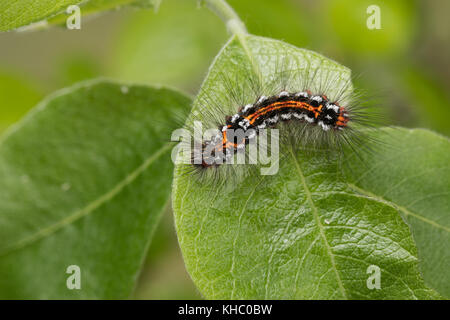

0,142,173,257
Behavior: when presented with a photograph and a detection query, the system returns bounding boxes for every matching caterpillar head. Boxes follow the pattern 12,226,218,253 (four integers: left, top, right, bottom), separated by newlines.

322,102,349,130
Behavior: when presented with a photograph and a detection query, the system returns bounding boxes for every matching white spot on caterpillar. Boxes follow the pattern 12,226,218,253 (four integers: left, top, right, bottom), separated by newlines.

327,103,339,113
319,121,330,131
238,118,250,130
231,114,240,123
258,123,266,129
311,96,322,102
222,126,228,132
304,116,314,123
242,104,253,113
257,96,267,104
278,91,289,97
281,113,292,120
248,131,256,139
295,92,308,98
266,115,279,125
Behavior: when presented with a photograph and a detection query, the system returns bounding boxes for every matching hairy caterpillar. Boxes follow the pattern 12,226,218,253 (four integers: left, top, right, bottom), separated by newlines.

195,89,350,168
173,46,383,182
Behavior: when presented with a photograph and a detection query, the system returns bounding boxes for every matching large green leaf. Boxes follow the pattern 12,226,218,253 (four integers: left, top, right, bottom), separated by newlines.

0,0,160,31
0,80,190,299
172,35,442,299
344,128,450,297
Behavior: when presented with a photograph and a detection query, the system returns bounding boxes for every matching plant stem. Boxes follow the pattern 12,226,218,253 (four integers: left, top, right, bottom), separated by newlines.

202,0,247,36
201,0,262,86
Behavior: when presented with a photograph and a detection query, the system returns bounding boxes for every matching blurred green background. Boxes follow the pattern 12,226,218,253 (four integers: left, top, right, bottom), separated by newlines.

0,0,449,299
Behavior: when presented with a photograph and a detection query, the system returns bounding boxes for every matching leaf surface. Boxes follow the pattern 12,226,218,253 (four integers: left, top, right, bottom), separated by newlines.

0,0,160,31
0,80,190,299
172,35,443,299
344,128,450,297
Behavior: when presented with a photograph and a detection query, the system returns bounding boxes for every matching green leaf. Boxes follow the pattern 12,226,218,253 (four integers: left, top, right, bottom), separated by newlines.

0,0,161,32
172,35,441,299
344,128,450,298
0,79,191,299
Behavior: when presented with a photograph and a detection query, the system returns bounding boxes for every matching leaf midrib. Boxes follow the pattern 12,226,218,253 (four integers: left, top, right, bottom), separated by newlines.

0,142,173,257
289,147,348,299
348,183,450,233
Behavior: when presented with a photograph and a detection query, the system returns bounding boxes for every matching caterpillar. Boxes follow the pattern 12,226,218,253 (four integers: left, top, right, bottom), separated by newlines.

195,90,350,168
173,50,383,182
